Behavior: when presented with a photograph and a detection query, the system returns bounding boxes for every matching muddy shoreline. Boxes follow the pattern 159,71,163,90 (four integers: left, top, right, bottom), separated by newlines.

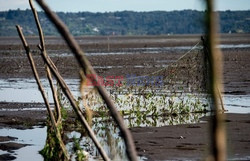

1,34,250,160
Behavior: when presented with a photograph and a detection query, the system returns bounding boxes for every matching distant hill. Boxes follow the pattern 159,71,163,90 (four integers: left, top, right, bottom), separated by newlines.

0,9,249,36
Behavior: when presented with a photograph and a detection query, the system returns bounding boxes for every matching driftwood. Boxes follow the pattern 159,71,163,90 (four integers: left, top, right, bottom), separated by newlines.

35,0,138,161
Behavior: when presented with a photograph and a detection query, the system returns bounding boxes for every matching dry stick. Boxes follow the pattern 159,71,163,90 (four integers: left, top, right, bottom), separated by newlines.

46,67,62,122
16,25,69,160
205,0,226,161
38,44,58,70
46,63,62,122
38,44,62,122
216,87,225,111
35,1,138,161
16,25,56,132
29,1,109,159
29,0,45,48
40,51,110,161
41,42,109,161
29,0,61,122
40,40,109,161
41,40,109,161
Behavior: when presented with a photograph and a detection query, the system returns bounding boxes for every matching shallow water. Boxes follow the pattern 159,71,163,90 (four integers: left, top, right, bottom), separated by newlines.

0,78,81,103
223,95,250,113
0,112,205,161
85,44,250,56
0,126,46,161
13,44,249,57
0,78,249,113
0,78,250,160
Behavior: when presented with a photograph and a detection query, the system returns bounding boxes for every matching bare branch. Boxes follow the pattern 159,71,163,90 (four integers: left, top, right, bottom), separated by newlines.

29,0,61,121
41,51,110,161
16,25,69,160
16,25,55,128
46,66,62,122
28,1,109,159
29,0,45,50
35,1,138,160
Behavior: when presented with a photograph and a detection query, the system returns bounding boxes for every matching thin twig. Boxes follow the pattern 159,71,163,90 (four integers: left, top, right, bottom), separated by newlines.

35,1,138,160
16,25,69,160
46,67,62,122
29,0,45,49
216,87,225,111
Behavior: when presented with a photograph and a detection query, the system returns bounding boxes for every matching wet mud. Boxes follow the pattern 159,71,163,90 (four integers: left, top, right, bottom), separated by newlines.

0,34,250,160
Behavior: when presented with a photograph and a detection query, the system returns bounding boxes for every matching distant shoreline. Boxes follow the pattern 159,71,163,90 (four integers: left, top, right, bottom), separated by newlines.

1,10,250,36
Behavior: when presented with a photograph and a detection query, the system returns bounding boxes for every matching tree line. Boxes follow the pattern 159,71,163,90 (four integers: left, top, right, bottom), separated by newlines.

0,9,249,36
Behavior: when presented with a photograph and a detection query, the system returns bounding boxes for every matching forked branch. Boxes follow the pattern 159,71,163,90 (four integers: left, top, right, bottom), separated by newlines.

29,0,61,122
29,0,110,160
35,1,138,160
40,49,110,161
16,25,69,160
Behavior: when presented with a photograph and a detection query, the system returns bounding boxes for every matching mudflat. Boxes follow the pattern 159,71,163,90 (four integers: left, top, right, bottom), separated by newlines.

0,34,250,94
131,113,250,160
0,34,250,160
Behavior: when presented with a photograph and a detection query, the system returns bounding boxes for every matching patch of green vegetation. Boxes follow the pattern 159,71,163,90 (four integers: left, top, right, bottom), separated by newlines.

73,136,88,161
40,122,66,161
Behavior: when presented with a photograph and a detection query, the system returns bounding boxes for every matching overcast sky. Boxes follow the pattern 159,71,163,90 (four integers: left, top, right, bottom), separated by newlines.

0,0,249,12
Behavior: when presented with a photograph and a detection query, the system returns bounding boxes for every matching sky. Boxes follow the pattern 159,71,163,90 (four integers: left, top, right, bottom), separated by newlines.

0,0,249,12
